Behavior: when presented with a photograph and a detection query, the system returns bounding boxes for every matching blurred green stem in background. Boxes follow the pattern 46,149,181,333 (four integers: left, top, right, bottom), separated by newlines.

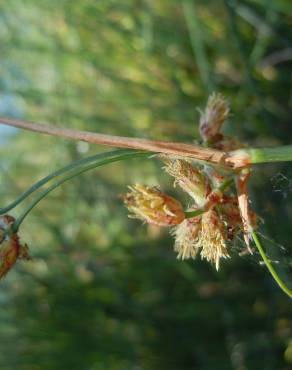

182,0,214,93
223,0,260,95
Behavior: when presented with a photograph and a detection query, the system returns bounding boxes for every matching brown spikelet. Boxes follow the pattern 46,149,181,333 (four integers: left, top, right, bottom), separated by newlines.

199,93,229,142
163,158,208,207
123,184,185,227
0,215,31,280
200,209,229,270
172,217,201,259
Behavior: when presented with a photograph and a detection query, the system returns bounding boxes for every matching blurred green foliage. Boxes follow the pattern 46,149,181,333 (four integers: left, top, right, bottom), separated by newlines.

0,0,292,369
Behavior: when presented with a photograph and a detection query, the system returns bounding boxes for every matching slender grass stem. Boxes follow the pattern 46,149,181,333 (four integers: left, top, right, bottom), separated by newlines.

251,231,292,298
0,149,147,215
12,150,150,232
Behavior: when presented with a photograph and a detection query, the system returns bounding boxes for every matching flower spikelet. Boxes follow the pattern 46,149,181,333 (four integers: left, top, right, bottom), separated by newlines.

163,159,208,207
199,93,229,142
0,215,31,280
123,184,185,227
200,209,229,271
172,217,201,259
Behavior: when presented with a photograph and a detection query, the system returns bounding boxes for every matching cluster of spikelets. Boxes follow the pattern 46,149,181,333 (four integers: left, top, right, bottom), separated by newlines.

124,93,257,270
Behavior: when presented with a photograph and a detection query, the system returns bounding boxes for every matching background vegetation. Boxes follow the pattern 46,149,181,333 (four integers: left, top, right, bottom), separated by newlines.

0,0,292,369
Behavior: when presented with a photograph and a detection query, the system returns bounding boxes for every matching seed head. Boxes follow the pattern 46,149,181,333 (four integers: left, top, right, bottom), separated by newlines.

123,184,185,227
173,209,229,270
172,217,201,259
163,159,208,207
199,93,229,142
200,209,229,270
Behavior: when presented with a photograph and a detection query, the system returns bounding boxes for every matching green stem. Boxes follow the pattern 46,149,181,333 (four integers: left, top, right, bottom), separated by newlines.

185,208,205,219
219,177,234,192
247,146,292,164
0,149,148,214
251,231,292,298
185,177,234,218
12,150,150,232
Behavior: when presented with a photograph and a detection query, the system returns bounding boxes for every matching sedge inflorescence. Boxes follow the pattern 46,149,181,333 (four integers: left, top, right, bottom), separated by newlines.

124,93,257,270
0,93,256,279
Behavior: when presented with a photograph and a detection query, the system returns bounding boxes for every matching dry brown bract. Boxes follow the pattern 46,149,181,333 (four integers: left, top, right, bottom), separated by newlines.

0,215,30,279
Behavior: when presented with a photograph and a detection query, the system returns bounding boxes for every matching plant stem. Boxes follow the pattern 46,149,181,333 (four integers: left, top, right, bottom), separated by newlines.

0,117,227,167
12,150,150,232
251,231,292,298
1,117,292,168
0,149,147,214
185,208,205,219
246,146,292,164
